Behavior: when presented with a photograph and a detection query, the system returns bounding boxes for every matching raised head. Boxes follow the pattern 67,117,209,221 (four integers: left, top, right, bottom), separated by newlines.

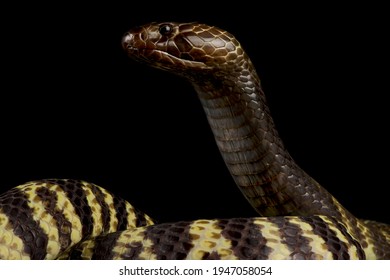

122,22,251,81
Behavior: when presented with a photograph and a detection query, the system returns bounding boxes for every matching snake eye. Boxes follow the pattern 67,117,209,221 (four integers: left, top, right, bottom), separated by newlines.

159,24,173,36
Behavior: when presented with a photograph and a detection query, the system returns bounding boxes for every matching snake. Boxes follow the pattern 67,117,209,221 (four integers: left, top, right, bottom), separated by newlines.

1,22,389,260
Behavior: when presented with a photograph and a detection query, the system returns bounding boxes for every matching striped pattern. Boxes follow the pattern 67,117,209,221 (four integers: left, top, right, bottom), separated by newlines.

58,216,366,260
0,180,154,260
1,179,390,259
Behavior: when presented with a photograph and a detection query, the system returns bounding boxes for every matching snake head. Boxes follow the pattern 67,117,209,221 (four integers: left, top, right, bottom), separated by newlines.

122,22,246,79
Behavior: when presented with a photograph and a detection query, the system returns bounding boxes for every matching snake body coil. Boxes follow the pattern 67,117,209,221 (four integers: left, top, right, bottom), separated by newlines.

1,22,389,259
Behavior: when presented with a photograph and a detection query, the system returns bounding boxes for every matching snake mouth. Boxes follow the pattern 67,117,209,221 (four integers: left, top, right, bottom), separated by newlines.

124,46,211,72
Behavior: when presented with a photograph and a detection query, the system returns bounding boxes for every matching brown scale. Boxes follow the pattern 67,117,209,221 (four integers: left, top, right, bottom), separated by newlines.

217,218,272,259
44,179,95,237
271,217,316,259
62,221,196,260
299,216,359,259
86,182,112,232
0,179,154,259
361,220,390,259
0,187,48,259
142,221,195,260
65,231,124,260
34,186,73,251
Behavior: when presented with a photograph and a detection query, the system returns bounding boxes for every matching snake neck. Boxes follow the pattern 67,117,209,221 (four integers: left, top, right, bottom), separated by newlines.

192,61,390,257
189,56,390,260
192,58,348,219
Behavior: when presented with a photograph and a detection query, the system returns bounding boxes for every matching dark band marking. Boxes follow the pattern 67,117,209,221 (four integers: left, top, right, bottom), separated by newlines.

113,196,129,230
328,216,365,259
300,216,352,259
88,184,111,233
0,187,48,259
35,186,72,252
89,183,149,230
203,251,222,260
118,240,144,260
271,216,315,259
218,218,272,259
88,231,123,260
45,179,94,238
133,207,149,227
143,221,194,259
365,221,390,259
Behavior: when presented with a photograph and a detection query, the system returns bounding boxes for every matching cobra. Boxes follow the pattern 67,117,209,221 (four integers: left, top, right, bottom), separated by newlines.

1,22,389,260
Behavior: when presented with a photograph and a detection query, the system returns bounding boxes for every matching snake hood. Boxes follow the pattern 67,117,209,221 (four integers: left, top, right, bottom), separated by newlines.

122,22,254,82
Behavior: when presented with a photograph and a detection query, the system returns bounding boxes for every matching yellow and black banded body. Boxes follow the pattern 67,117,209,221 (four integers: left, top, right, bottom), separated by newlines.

0,179,153,259
61,216,368,260
1,179,389,259
1,22,390,259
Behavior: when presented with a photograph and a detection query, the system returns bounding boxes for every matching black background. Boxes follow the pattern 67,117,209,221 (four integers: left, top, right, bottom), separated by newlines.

1,3,389,225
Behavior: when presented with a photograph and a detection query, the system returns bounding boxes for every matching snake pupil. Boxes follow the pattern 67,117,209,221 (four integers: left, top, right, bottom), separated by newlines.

159,24,173,36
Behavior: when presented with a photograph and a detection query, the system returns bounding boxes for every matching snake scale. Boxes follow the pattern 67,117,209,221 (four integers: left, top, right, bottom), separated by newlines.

1,22,389,260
